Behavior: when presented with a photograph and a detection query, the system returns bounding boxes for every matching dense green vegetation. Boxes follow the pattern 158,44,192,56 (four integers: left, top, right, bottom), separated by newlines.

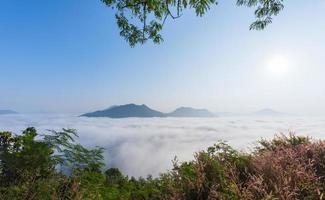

101,0,284,46
1,128,324,199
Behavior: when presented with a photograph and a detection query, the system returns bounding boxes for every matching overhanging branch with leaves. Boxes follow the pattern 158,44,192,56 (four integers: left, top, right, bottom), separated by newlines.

101,0,284,46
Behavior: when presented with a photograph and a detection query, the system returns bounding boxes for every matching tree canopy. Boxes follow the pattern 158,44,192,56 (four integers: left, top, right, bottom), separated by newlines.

101,0,284,46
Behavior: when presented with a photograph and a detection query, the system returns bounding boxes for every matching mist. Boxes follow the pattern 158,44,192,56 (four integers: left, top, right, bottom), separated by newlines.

1,114,325,177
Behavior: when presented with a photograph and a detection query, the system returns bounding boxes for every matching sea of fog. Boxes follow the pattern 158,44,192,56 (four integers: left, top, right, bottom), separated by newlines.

1,114,325,177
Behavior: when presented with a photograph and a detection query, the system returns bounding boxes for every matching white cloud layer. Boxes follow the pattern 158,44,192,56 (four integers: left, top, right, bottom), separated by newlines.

1,114,325,177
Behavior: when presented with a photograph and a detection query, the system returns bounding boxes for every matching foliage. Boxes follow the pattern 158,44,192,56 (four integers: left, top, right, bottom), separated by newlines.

1,128,324,200
100,0,284,46
0,127,104,199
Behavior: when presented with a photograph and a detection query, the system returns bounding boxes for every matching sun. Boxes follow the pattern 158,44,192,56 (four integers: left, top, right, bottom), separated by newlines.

266,55,290,77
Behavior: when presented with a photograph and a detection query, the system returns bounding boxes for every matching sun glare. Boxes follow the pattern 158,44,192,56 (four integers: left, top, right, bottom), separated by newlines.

266,55,290,77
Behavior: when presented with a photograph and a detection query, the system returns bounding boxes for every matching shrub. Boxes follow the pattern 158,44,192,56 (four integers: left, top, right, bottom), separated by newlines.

0,128,104,200
0,128,324,200
241,134,325,200
157,135,325,200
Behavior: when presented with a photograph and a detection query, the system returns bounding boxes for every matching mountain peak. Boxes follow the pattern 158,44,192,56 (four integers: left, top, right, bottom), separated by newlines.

251,108,286,116
81,104,164,118
166,107,216,118
81,104,217,118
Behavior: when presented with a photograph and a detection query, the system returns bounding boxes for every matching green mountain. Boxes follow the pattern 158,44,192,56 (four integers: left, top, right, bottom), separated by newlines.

81,104,164,118
82,104,216,118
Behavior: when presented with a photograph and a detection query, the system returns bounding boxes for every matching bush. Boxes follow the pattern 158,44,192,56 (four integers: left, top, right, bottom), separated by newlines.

153,135,325,200
0,127,104,199
0,128,324,200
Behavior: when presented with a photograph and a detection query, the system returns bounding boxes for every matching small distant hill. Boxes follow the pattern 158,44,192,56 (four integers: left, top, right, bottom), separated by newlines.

250,108,287,116
0,110,18,115
81,104,164,118
166,107,216,118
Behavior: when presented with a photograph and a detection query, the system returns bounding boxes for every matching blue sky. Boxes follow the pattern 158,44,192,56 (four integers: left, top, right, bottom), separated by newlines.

1,0,325,114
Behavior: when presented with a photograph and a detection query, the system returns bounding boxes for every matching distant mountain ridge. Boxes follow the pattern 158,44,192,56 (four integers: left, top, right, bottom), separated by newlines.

166,107,216,117
250,108,287,116
81,104,164,118
0,110,18,115
81,104,216,118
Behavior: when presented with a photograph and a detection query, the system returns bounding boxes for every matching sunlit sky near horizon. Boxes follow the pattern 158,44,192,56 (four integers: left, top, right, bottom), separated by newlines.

1,0,325,115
